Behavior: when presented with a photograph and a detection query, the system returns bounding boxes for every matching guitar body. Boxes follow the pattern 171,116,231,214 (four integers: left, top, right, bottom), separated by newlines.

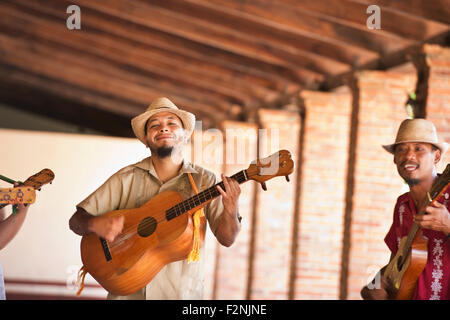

383,229,428,300
80,190,206,296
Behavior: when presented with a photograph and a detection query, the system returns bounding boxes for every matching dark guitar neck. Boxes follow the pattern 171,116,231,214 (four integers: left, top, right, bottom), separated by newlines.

165,170,248,220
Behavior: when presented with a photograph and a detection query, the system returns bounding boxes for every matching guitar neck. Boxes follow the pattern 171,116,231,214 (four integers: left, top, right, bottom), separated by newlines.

0,169,54,211
401,177,450,254
166,170,249,220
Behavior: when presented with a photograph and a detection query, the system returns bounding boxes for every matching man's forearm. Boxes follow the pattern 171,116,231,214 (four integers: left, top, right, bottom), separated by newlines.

69,207,93,236
0,205,29,250
214,210,241,247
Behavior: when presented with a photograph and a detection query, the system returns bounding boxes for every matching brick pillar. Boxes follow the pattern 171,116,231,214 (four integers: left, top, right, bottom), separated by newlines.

189,126,225,299
424,44,450,171
249,109,300,299
213,121,258,299
295,88,352,299
346,65,417,299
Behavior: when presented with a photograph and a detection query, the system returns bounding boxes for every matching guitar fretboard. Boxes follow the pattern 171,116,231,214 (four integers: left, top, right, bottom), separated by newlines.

165,170,248,220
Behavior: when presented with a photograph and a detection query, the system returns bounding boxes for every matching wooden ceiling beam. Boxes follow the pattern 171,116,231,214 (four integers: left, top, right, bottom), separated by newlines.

353,0,450,26
202,0,421,56
0,80,134,137
0,31,231,126
0,64,136,137
281,0,448,46
0,31,241,117
9,0,308,91
0,62,224,131
73,0,338,78
0,4,250,121
0,2,275,108
151,0,379,68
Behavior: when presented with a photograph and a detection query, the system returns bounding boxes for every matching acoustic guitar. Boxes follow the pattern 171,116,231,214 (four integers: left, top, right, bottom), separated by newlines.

0,169,55,209
371,164,450,299
80,150,294,296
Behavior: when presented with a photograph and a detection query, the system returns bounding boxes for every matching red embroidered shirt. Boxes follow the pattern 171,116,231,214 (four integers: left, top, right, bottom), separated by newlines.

384,185,450,300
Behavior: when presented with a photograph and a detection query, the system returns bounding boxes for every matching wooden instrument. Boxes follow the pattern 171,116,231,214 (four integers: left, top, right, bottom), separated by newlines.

0,169,55,209
380,164,450,299
0,187,36,205
80,150,294,296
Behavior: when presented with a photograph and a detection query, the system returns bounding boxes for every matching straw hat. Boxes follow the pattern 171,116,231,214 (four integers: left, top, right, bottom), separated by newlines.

131,97,195,146
382,118,448,154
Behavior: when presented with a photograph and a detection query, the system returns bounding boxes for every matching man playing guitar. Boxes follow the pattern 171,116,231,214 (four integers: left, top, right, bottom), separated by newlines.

69,97,242,299
361,118,450,299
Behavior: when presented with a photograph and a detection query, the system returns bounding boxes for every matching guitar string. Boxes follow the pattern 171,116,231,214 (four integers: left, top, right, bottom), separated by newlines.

110,179,236,247
111,187,218,246
109,171,247,247
111,172,246,246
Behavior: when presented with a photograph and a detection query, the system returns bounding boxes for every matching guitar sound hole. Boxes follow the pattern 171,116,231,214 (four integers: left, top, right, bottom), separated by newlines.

137,217,157,237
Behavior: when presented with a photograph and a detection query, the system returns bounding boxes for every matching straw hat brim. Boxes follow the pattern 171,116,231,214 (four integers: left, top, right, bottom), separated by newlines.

382,140,449,155
131,107,195,146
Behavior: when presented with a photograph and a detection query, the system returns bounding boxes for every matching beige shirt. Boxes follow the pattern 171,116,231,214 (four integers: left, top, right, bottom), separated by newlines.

77,156,224,300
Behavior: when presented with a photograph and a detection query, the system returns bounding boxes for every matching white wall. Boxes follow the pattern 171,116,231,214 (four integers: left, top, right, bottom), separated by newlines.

0,128,149,298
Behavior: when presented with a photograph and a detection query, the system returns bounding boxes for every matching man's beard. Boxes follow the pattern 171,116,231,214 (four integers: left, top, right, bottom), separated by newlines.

398,160,421,187
404,178,421,187
154,146,174,158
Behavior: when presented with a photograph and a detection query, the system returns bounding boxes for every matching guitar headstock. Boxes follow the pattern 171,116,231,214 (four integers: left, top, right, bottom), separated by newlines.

246,150,294,190
429,163,450,200
0,187,36,205
21,169,55,191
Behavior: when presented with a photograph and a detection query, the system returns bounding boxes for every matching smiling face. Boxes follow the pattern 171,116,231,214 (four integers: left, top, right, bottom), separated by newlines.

393,142,441,187
145,111,186,158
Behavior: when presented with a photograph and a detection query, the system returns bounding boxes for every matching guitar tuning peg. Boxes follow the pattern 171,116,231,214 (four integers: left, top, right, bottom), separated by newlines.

261,182,267,191
285,175,290,182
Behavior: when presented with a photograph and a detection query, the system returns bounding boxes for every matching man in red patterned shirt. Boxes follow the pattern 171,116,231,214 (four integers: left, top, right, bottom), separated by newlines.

361,118,449,300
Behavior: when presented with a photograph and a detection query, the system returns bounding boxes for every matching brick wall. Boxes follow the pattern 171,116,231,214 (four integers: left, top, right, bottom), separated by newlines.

201,45,449,300
424,44,450,171
346,65,417,299
189,127,224,299
295,88,352,299
213,121,258,299
250,109,300,299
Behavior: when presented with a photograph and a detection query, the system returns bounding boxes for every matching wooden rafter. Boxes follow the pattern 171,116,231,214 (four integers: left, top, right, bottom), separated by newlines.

0,0,448,136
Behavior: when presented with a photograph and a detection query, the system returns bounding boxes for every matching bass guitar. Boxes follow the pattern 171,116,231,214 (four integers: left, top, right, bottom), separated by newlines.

79,150,294,296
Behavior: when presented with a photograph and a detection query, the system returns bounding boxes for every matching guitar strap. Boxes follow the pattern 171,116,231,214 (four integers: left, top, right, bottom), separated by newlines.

186,173,206,263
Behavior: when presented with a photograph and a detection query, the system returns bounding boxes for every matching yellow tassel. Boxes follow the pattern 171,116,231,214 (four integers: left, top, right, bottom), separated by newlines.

187,173,205,263
76,266,88,296
187,208,204,263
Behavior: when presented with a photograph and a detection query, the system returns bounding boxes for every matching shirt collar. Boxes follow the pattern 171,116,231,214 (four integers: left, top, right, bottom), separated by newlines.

134,156,198,180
